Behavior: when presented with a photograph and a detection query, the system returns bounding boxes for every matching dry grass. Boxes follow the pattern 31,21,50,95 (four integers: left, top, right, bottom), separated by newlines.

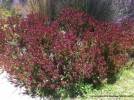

22,0,51,17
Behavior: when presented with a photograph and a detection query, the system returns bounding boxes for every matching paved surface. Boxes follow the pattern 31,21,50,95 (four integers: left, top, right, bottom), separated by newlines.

0,71,40,100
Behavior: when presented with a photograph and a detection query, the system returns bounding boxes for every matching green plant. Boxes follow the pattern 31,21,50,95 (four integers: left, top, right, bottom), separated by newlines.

55,82,93,99
0,8,12,18
1,0,13,10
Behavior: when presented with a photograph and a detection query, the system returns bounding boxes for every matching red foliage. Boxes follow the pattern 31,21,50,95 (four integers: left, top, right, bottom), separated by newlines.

0,9,133,96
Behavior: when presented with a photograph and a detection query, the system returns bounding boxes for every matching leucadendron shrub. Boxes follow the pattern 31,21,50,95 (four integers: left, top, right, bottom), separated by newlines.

119,18,134,58
0,9,133,97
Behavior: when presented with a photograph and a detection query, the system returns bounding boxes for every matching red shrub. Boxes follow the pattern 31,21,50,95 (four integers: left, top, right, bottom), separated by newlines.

119,18,134,58
119,18,134,33
57,9,98,38
0,9,133,96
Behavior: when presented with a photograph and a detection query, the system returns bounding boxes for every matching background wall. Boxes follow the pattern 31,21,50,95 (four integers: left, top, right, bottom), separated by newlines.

1,0,134,22
112,0,134,21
